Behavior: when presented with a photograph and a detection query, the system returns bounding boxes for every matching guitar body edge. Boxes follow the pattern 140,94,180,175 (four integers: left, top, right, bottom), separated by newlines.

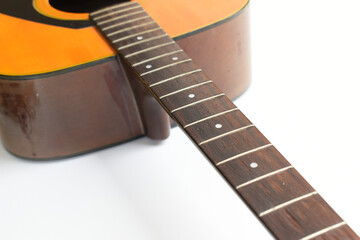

0,6,250,159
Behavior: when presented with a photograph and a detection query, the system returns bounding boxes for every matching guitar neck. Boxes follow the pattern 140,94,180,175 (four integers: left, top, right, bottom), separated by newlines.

90,2,359,239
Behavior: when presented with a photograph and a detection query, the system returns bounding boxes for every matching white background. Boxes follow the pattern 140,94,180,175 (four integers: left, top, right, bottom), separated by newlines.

1,0,360,239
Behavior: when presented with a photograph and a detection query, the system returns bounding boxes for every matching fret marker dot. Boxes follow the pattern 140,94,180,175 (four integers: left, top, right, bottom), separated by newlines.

146,65,152,69
172,57,179,61
188,94,195,98
215,124,222,129
137,36,143,40
250,162,258,168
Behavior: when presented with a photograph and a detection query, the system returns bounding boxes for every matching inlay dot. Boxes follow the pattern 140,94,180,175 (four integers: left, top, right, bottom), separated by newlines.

215,124,222,129
188,93,195,98
146,65,152,69
250,162,258,168
137,36,143,40
172,56,179,61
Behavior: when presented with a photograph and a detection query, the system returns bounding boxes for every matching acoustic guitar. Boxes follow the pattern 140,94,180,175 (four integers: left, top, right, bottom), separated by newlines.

0,0,250,159
0,0,359,239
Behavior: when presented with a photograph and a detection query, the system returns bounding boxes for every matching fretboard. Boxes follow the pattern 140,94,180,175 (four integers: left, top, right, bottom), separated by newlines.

90,2,359,239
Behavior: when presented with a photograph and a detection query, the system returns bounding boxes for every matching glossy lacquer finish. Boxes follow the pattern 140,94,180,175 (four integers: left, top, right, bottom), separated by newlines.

0,61,144,158
91,2,359,239
0,0,250,159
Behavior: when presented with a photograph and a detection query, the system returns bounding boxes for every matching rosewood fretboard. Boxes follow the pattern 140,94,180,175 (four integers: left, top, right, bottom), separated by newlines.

90,2,359,239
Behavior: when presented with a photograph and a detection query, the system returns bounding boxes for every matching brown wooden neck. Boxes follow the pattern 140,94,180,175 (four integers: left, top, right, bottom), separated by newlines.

90,3,359,239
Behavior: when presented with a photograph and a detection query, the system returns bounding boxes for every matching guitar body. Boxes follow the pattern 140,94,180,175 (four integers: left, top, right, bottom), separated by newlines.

0,0,250,159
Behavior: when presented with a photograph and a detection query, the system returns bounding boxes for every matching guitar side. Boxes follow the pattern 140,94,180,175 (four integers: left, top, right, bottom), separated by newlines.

0,0,250,159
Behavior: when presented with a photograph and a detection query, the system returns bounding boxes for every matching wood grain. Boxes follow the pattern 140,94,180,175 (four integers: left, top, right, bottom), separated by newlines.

91,2,360,239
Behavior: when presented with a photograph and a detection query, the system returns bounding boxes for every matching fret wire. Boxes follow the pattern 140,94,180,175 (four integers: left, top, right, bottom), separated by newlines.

97,10,145,25
141,59,192,76
132,50,183,67
235,166,294,189
159,80,213,99
149,69,201,87
118,34,169,50
113,27,162,43
101,15,151,31
198,125,254,145
106,21,155,37
216,143,273,166
259,191,318,217
299,222,347,240
125,41,175,58
90,1,136,16
183,108,238,128
92,5,142,21
170,94,225,113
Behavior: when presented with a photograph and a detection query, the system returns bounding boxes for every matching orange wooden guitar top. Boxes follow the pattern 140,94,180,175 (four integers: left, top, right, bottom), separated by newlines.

0,0,248,76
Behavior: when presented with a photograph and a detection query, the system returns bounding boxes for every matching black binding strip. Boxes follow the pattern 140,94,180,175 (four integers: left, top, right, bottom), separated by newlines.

0,56,115,80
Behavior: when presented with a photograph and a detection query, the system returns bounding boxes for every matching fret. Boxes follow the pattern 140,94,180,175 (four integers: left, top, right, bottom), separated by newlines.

217,145,291,187
261,195,345,239
113,27,162,43
159,80,213,99
134,52,192,76
171,97,237,126
308,225,360,240
237,168,315,214
125,41,175,58
216,144,273,166
92,5,142,21
118,34,168,50
183,108,239,128
200,127,270,165
97,10,145,25
126,44,182,66
102,15,151,31
107,22,156,37
185,110,252,143
121,36,178,63
198,124,254,145
108,23,165,48
236,165,294,189
299,222,347,240
159,82,222,111
140,59,192,76
259,191,318,217
108,23,165,44
151,71,209,97
170,93,225,113
90,1,136,16
90,3,360,239
149,69,202,87
132,50,183,67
